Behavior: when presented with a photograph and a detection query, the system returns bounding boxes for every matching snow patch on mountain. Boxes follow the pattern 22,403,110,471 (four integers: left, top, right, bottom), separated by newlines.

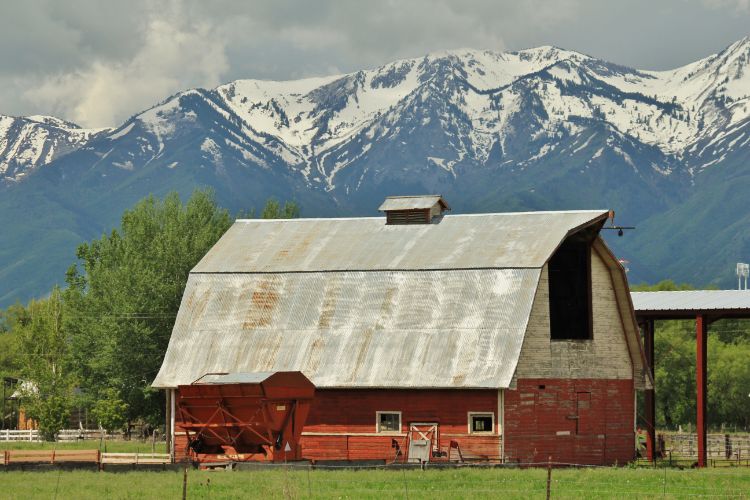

0,115,109,181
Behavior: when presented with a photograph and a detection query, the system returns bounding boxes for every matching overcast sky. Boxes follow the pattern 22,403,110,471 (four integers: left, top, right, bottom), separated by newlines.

1,0,749,128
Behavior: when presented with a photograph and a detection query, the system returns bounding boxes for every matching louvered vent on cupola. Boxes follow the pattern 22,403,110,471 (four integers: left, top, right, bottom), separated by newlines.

378,195,451,225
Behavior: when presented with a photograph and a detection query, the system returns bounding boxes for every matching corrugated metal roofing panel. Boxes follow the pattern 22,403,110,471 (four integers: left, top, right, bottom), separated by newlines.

192,211,608,273
152,268,540,389
631,290,750,311
378,195,445,211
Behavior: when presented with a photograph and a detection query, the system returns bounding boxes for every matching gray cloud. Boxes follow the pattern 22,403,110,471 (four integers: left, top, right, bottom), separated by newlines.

0,0,748,127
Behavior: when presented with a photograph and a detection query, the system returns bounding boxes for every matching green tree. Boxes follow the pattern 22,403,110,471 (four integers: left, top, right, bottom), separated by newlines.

0,306,21,380
64,189,233,426
12,288,74,440
630,279,695,292
91,387,129,433
260,198,300,219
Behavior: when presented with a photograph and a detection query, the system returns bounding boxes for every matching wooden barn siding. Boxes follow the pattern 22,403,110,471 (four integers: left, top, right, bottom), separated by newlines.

504,378,635,465
300,389,501,461
514,250,632,381
173,430,190,461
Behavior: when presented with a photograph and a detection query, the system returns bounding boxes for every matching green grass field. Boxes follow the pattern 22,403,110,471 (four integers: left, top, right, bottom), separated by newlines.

1,440,166,453
1,466,749,499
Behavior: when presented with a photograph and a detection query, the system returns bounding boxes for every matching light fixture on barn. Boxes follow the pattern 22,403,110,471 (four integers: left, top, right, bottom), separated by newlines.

601,209,635,237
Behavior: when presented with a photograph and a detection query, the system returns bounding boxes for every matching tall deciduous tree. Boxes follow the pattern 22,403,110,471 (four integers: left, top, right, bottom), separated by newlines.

64,190,233,425
12,287,74,439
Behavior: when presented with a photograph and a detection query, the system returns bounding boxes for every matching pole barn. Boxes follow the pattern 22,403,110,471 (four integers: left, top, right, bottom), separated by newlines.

153,196,651,465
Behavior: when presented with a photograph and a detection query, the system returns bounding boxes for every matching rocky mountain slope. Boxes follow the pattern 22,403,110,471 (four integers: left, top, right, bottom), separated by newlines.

2,38,750,305
0,115,108,182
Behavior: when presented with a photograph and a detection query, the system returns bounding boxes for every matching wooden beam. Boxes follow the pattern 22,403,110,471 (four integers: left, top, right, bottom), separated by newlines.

643,319,656,461
696,314,708,468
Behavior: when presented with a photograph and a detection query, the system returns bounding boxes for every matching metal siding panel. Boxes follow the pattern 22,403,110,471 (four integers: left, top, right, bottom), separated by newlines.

152,268,540,389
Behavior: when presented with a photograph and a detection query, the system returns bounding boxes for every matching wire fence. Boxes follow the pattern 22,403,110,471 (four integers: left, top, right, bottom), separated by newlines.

3,457,750,498
172,460,750,499
659,432,750,465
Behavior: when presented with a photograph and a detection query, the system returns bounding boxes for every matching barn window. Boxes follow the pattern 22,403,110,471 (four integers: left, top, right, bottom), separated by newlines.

468,412,494,434
548,237,592,341
376,411,402,433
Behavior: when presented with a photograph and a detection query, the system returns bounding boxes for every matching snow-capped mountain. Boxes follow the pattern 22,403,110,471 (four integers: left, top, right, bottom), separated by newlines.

0,115,109,181
2,37,750,304
92,38,750,189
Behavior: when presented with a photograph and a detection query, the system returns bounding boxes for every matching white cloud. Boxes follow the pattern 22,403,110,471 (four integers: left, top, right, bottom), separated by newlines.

20,8,228,128
1,0,748,126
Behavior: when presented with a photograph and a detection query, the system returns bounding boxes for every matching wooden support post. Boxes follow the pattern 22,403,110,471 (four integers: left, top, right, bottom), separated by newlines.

696,314,708,468
644,319,656,462
165,389,172,456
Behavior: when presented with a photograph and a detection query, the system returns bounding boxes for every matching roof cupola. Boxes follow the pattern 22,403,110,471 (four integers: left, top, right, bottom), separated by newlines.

378,195,450,225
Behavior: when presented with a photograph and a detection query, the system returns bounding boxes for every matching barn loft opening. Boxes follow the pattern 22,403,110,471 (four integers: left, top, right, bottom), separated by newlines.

379,195,450,225
548,227,597,341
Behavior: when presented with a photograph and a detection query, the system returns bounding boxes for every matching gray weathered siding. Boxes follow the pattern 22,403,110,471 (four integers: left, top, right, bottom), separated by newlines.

513,249,632,381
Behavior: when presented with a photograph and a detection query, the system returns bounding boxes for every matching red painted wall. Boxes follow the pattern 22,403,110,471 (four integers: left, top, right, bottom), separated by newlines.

174,380,635,465
300,389,501,462
503,379,635,465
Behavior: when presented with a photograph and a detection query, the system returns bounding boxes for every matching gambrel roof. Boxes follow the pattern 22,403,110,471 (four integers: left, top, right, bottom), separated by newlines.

153,210,631,389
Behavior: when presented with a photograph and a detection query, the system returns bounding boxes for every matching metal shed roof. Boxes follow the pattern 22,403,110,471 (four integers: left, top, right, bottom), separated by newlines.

192,210,609,274
631,290,750,312
378,195,449,211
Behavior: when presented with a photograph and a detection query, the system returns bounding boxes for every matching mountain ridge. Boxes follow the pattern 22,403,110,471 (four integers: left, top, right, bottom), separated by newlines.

2,38,750,305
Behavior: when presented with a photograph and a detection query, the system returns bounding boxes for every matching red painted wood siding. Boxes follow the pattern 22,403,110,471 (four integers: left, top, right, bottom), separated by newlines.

300,389,501,462
503,379,634,465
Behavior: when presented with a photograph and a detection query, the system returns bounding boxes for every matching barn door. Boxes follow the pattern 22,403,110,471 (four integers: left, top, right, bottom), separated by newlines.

407,423,439,463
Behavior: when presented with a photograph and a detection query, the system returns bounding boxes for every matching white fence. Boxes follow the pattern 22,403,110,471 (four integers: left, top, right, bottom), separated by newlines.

0,429,41,442
0,429,123,442
57,429,119,442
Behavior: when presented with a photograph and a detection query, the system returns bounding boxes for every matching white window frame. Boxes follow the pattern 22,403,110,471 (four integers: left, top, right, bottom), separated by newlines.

376,411,402,434
468,412,495,435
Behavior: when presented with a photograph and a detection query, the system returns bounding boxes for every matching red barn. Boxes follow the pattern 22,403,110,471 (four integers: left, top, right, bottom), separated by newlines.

153,196,650,465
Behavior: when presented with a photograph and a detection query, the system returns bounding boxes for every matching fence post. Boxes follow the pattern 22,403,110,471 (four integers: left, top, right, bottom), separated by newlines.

182,464,188,500
725,434,731,460
546,456,552,500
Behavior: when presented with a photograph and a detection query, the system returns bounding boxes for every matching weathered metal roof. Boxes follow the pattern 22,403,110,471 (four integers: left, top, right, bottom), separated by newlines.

192,210,609,273
378,195,449,211
152,268,541,389
154,209,615,390
631,290,750,312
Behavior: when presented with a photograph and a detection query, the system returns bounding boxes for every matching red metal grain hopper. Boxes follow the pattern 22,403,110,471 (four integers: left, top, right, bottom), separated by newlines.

176,371,315,463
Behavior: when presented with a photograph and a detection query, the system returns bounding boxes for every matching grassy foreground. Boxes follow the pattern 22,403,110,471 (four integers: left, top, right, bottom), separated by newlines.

2,466,749,499
1,440,166,453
